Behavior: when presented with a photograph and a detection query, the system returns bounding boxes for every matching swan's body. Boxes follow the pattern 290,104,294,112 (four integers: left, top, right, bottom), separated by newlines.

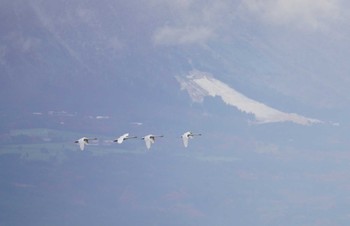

74,137,97,151
114,133,137,144
142,134,163,149
181,131,201,147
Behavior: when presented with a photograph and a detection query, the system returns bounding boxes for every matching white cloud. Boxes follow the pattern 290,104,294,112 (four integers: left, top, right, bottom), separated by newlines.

153,26,214,45
148,0,193,10
243,0,341,30
150,0,234,46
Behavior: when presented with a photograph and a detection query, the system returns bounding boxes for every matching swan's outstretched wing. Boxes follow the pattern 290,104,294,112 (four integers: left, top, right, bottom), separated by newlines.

79,140,85,151
75,137,87,151
181,132,192,147
143,135,161,149
76,137,96,150
182,135,189,147
144,137,152,149
116,133,129,144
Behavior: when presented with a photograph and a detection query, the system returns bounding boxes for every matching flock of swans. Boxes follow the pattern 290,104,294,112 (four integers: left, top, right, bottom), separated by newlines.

74,131,202,151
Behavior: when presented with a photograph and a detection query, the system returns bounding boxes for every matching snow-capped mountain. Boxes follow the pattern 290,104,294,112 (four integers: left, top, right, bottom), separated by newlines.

177,70,321,125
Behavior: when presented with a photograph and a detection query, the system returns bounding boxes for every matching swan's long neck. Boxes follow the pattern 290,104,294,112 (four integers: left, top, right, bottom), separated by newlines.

191,133,201,136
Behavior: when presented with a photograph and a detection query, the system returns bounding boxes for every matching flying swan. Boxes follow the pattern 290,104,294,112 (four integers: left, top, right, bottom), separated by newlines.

75,137,97,151
181,131,201,148
113,133,137,144
142,134,164,149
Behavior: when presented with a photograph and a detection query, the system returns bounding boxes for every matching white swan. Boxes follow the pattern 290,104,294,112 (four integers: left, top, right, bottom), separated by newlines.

74,137,97,151
113,133,137,144
181,131,201,148
142,134,164,149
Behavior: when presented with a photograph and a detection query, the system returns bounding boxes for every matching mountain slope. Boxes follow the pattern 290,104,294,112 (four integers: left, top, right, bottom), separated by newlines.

177,70,321,125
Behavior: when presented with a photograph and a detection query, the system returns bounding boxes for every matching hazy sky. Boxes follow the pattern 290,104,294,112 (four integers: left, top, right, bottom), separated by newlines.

2,0,350,112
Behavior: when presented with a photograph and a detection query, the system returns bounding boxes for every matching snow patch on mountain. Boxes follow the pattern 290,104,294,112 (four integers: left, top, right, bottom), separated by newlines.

176,70,322,125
